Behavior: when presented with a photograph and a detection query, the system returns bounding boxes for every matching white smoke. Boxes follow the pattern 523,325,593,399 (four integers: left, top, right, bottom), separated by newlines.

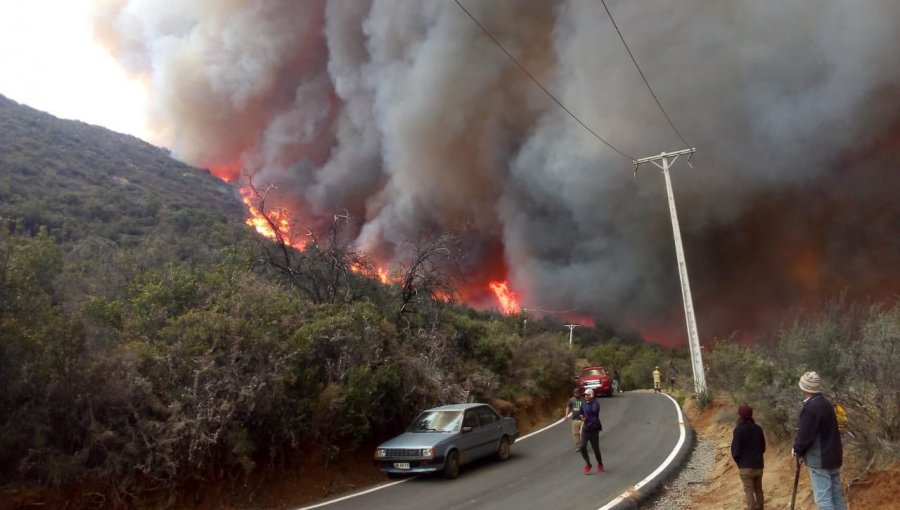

92,0,900,343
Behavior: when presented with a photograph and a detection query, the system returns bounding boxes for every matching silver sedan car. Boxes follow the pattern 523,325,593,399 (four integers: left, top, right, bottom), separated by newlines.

373,403,518,478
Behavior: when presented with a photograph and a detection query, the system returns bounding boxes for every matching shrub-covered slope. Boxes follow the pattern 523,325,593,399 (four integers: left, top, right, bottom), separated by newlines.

0,94,244,250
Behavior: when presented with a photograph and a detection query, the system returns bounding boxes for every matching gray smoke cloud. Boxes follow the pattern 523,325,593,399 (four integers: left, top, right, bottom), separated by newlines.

92,0,900,344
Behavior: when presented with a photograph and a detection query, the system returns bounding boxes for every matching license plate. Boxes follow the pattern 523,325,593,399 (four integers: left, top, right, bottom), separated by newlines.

393,462,410,470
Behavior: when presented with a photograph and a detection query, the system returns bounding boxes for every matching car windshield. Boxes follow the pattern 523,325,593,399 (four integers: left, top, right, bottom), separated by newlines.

583,368,605,377
407,410,463,433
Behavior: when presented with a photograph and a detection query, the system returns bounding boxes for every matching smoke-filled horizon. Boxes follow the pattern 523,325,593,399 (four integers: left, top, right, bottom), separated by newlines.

92,0,900,346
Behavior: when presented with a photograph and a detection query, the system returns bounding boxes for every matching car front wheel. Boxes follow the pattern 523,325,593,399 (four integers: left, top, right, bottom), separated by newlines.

497,436,510,461
443,450,460,479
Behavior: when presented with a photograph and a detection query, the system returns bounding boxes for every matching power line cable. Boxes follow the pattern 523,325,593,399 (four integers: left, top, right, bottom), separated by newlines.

523,304,585,315
454,0,634,161
601,0,691,148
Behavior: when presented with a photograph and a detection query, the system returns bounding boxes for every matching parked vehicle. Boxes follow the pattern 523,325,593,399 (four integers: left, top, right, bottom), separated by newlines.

577,365,614,397
373,403,518,478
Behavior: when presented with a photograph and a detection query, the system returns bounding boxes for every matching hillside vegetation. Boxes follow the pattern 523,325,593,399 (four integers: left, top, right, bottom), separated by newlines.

0,96,686,509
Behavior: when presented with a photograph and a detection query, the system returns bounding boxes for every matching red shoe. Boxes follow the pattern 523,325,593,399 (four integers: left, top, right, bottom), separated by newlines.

583,464,591,475
596,464,604,473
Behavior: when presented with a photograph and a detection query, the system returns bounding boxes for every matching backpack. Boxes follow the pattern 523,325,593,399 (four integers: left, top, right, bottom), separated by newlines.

833,401,848,433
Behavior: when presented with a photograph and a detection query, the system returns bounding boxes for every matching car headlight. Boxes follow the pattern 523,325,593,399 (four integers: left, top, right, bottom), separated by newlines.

421,448,434,458
375,449,386,458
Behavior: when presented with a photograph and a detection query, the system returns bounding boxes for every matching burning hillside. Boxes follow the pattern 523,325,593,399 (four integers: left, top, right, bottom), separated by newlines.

92,0,900,345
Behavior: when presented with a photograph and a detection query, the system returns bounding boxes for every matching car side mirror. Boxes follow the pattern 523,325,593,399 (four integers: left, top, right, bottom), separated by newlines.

461,426,473,433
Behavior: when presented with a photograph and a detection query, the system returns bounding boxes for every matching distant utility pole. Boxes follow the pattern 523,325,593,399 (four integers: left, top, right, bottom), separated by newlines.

634,148,707,395
564,324,580,349
521,307,533,336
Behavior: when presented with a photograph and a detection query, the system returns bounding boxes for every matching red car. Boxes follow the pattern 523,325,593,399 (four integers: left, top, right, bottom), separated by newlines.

577,365,614,397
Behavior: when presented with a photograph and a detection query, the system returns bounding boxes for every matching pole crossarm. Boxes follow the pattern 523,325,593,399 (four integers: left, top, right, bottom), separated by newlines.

633,148,695,177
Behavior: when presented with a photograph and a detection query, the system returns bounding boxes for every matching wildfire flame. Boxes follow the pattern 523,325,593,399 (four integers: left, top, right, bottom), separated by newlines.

238,185,306,249
489,280,520,315
239,182,523,318
375,267,391,285
349,262,394,285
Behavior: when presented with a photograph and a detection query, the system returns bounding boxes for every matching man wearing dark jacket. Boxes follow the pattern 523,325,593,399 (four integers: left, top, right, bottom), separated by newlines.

578,389,604,474
731,404,765,510
792,371,846,510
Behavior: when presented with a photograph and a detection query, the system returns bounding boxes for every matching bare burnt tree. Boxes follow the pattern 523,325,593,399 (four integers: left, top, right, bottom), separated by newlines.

396,233,461,327
246,182,366,304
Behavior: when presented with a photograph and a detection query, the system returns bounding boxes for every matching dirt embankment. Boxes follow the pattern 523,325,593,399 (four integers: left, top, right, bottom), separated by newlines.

673,396,898,509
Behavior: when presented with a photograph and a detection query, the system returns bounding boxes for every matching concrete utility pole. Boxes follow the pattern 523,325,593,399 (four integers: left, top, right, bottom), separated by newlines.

521,307,533,335
564,324,580,349
634,148,707,395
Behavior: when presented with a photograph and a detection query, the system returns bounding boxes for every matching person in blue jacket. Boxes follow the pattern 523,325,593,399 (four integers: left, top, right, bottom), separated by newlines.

792,371,846,510
578,388,604,474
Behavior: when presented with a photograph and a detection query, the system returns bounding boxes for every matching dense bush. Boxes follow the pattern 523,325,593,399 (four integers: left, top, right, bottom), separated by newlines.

0,229,588,504
703,299,900,468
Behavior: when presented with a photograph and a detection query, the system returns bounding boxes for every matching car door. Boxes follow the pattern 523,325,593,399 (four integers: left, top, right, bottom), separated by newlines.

475,405,504,457
456,409,483,463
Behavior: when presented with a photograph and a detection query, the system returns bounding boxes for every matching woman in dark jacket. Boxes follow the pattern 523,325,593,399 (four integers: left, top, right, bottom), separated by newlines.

731,404,766,510
578,388,604,474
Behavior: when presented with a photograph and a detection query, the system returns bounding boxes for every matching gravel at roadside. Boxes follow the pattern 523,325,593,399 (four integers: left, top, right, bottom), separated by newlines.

643,433,716,509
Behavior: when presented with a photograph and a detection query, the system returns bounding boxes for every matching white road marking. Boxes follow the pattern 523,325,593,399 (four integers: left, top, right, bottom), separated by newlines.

597,392,686,510
293,478,410,509
517,417,566,441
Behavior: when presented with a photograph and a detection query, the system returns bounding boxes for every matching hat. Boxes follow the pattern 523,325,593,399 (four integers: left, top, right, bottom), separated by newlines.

584,388,594,396
799,371,823,393
738,404,753,420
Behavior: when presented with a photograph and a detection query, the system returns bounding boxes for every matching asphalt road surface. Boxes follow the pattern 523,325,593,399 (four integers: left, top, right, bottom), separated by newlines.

296,391,689,510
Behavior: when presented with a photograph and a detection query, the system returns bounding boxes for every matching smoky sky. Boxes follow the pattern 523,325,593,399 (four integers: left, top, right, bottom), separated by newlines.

92,0,900,345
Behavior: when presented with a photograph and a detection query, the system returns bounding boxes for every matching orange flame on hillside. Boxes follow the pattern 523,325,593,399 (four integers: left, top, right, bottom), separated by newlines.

236,179,524,318
238,185,307,249
489,280,520,315
375,267,391,285
350,262,394,285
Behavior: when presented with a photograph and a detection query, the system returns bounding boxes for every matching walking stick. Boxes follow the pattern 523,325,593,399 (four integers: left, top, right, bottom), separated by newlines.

790,456,801,510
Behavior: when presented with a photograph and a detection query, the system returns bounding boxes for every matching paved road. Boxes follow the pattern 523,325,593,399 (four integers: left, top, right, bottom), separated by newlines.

297,391,690,510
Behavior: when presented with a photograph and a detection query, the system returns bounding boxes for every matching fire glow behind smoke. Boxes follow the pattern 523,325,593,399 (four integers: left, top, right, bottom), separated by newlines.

93,0,900,345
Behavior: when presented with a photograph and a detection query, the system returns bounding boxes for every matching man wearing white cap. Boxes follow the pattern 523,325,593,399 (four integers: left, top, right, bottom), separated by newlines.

792,371,846,510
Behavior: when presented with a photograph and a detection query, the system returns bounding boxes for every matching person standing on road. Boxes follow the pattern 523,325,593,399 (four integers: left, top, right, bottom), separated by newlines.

667,364,678,392
578,388,604,474
564,387,584,451
652,366,662,393
731,404,766,510
612,369,621,394
792,371,846,510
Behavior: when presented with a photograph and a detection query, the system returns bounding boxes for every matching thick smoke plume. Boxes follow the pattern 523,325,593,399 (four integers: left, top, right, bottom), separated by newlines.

92,0,900,345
